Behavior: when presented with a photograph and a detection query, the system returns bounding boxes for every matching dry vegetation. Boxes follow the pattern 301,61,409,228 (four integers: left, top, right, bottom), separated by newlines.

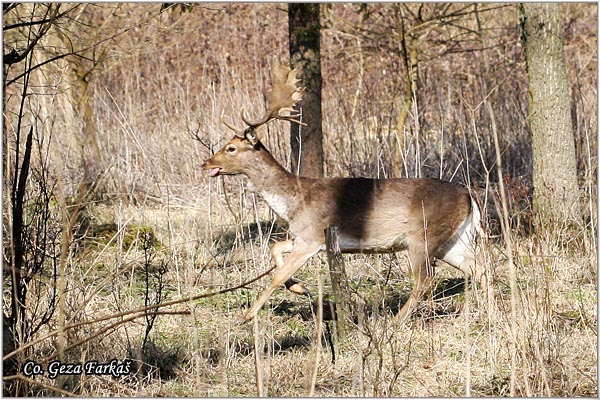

3,3,597,397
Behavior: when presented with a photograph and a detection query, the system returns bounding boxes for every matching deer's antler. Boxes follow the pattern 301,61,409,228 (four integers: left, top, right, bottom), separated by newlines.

241,59,306,128
220,116,246,138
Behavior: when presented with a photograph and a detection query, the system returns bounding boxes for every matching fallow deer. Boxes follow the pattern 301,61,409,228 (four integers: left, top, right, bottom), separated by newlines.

202,59,487,324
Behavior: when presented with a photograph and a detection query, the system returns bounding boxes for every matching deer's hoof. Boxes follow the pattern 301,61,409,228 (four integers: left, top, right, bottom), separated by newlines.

285,279,310,296
287,282,309,296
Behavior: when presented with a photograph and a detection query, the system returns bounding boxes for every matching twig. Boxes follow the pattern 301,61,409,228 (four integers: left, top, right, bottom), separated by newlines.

3,374,76,397
253,316,265,397
306,264,323,396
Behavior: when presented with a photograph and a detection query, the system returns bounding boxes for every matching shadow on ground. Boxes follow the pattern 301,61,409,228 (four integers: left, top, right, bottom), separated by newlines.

271,277,470,324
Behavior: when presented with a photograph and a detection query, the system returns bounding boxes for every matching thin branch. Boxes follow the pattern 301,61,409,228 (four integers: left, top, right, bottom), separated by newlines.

3,6,75,31
3,263,276,361
3,3,19,15
41,311,189,363
7,51,81,86
5,3,167,86
3,5,60,65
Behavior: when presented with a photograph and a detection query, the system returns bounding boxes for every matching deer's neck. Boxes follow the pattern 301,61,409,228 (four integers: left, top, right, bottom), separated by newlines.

244,145,300,221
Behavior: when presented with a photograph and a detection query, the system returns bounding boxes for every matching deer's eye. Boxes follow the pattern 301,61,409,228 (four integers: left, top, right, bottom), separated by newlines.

226,146,236,153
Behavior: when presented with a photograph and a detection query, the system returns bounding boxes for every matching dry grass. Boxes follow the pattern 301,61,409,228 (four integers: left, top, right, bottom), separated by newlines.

3,3,597,397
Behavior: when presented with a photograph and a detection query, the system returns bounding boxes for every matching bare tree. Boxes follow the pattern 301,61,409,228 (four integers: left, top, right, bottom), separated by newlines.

288,3,324,177
343,4,509,178
520,3,580,226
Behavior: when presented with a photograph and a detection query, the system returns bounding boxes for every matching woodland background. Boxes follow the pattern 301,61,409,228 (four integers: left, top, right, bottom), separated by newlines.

2,3,597,397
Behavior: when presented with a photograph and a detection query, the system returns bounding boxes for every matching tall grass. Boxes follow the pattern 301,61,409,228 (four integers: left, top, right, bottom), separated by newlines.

3,3,596,397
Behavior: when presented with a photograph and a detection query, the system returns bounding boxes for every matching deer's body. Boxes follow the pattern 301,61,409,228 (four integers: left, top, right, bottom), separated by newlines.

204,138,485,323
247,144,474,255
202,60,486,324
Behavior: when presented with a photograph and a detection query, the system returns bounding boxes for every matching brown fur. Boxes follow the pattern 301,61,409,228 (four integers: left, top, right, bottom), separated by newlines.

203,136,486,324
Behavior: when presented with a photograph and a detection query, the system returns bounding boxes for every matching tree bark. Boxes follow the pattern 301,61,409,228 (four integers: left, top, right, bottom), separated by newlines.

288,3,324,177
520,3,580,225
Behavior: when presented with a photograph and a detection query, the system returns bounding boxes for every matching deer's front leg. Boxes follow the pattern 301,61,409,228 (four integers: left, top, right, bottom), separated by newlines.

272,240,309,296
243,240,323,323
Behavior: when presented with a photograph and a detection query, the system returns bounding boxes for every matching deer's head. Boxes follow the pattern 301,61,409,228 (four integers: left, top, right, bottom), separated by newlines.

202,59,305,177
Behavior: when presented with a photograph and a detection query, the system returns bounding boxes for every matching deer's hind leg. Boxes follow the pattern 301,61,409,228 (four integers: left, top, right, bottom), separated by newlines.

442,250,487,288
439,231,489,295
394,246,434,325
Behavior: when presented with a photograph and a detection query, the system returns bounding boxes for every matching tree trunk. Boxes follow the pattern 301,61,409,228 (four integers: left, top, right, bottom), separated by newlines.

288,3,324,177
520,3,580,226
395,21,418,179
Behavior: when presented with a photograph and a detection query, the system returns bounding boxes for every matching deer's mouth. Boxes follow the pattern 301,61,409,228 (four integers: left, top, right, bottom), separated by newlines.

202,160,222,177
